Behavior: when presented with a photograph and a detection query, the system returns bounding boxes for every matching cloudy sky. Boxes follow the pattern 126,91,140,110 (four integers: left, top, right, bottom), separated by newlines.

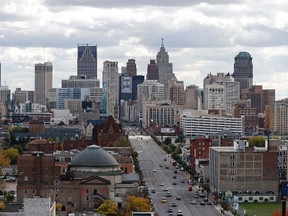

1,0,288,100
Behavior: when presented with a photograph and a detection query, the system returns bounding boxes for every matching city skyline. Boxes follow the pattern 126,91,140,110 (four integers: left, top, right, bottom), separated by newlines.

0,1,288,99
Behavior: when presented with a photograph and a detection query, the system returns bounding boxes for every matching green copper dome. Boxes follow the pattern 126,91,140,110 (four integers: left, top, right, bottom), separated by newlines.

236,51,251,58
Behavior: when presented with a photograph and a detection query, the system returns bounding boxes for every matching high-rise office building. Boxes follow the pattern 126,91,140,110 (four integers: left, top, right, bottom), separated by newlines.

232,51,253,94
77,44,97,79
156,39,176,98
146,59,159,80
125,59,137,76
102,61,119,117
167,80,185,105
34,62,53,105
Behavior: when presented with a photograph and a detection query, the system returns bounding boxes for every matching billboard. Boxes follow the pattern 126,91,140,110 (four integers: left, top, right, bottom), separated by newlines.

161,128,175,134
121,76,132,93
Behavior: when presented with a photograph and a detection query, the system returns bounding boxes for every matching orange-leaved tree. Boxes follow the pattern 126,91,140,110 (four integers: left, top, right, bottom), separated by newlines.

272,209,288,216
122,195,151,216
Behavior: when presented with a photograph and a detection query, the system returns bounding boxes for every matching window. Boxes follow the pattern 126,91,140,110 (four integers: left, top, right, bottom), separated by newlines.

24,190,28,194
249,197,253,201
86,189,89,193
230,161,235,167
259,197,263,201
238,197,242,201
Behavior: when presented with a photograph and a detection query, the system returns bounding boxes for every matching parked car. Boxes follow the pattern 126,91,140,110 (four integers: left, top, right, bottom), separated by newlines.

176,196,181,200
166,192,172,197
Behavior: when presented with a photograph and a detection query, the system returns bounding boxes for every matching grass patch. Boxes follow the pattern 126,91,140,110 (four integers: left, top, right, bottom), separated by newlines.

240,202,282,216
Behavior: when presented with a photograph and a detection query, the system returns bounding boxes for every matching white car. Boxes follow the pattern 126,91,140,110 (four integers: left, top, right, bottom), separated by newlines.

160,183,164,186
152,169,157,172
177,210,183,216
163,187,168,191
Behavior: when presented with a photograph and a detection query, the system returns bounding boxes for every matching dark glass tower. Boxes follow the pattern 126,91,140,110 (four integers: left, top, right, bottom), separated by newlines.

232,51,253,92
77,44,97,79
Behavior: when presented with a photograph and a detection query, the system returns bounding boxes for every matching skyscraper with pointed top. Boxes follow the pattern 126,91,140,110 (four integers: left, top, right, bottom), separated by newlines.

156,39,176,98
232,51,253,93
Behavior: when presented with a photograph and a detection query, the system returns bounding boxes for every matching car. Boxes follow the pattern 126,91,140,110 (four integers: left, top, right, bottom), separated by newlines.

180,179,185,183
167,208,173,213
163,187,168,191
5,176,16,182
164,158,167,161
200,200,206,205
152,169,157,172
161,197,167,203
168,213,173,216
166,192,172,197
160,183,165,186
206,201,212,205
203,198,208,202
176,196,181,200
171,202,177,207
191,200,197,205
193,193,199,198
177,210,183,216
173,182,177,185
173,175,177,179
151,189,156,193
159,164,163,167
199,192,205,197
165,166,169,169
174,170,178,174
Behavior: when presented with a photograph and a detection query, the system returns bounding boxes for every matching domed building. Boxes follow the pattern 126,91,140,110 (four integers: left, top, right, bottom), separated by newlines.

17,144,139,213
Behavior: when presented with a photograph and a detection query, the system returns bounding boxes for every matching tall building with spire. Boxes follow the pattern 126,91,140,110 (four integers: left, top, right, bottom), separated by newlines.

156,39,176,98
34,62,53,105
232,51,253,94
77,44,97,79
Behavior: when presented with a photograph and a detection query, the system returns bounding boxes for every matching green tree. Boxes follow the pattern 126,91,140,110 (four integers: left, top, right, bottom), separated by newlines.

96,200,118,216
163,137,172,145
248,136,265,147
5,148,20,165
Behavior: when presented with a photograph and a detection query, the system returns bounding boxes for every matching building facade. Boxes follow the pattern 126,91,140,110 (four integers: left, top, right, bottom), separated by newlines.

146,59,159,80
232,51,253,94
209,141,278,193
77,44,97,79
180,110,244,136
102,61,119,117
34,62,53,105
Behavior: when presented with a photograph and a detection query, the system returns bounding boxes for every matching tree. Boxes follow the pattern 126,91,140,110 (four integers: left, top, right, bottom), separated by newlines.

114,136,131,147
5,148,19,165
0,149,10,172
163,137,172,145
248,136,265,147
96,200,118,216
272,210,288,216
122,196,151,215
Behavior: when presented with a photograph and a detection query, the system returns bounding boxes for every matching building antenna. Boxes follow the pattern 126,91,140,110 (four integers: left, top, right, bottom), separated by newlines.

44,45,46,62
161,38,164,47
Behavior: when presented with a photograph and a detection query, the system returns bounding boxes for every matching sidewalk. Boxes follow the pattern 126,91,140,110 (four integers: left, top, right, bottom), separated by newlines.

214,204,234,216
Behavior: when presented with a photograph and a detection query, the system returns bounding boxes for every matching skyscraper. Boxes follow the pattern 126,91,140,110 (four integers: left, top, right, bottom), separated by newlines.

126,59,137,76
156,39,176,96
34,62,53,105
102,61,119,117
77,44,97,79
232,51,253,94
146,59,159,80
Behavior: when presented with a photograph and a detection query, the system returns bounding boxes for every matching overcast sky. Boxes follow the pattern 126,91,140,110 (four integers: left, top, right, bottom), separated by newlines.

1,0,288,100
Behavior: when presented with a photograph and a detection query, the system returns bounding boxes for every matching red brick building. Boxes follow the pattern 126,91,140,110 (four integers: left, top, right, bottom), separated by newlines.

17,145,138,213
28,138,57,152
190,137,212,171
97,116,124,147
29,120,45,134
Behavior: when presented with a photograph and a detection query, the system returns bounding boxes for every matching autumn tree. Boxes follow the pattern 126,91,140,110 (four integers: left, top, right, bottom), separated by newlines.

248,136,265,147
272,209,288,216
96,200,118,216
114,136,132,147
5,148,19,165
122,196,151,216
0,149,10,191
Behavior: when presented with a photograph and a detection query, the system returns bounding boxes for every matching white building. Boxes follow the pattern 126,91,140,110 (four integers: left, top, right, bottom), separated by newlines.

137,80,165,122
180,109,244,136
102,61,119,117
